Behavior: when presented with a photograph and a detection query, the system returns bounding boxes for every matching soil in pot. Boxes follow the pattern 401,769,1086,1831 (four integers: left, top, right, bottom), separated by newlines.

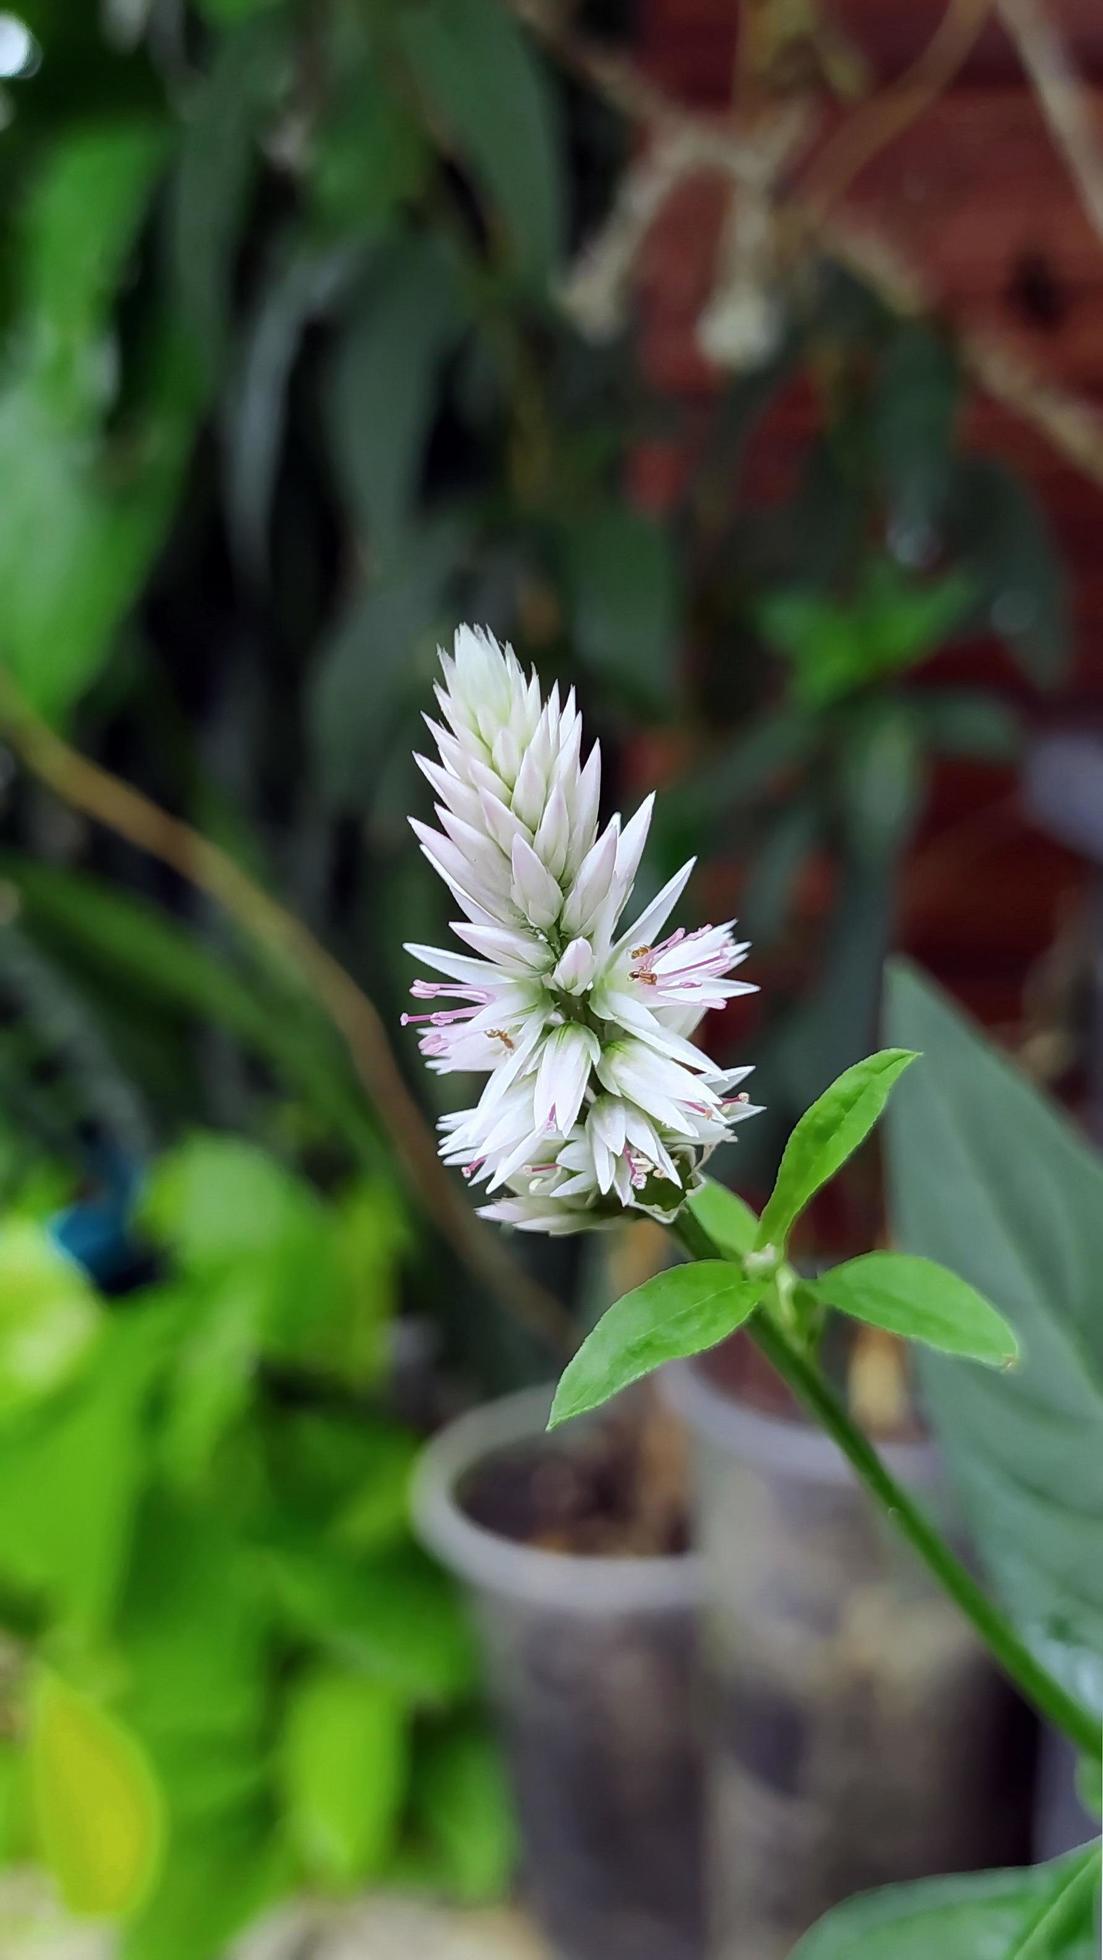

416,1391,703,1960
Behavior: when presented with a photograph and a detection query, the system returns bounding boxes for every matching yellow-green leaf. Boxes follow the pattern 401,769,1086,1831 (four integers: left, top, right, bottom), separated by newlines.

549,1261,764,1428
688,1180,759,1262
811,1252,1018,1367
29,1670,165,1916
0,1223,101,1418
758,1048,918,1251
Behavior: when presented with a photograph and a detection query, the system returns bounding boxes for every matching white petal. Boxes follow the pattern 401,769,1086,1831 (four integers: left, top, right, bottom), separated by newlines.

533,1024,600,1134
453,922,554,972
552,938,595,994
533,782,570,883
614,858,696,958
511,835,563,931
561,818,619,937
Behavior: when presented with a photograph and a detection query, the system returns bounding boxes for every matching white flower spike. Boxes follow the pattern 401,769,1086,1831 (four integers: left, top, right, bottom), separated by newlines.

404,626,760,1234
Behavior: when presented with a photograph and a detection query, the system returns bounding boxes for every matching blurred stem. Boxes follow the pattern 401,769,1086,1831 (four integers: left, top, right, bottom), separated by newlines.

674,1207,1098,1754
0,676,576,1359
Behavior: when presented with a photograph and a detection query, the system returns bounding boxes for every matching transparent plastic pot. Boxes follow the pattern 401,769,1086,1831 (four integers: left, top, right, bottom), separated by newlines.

412,1385,704,1960
663,1360,1033,1960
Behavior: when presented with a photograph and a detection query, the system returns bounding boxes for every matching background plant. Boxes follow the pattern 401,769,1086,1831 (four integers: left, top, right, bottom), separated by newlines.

0,1138,514,1959
0,0,1070,1298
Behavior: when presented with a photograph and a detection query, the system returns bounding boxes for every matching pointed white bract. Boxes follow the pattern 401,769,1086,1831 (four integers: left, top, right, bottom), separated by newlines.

403,625,760,1234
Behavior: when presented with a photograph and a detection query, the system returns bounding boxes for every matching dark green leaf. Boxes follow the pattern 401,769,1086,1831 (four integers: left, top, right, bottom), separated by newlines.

948,456,1069,686
886,961,1103,1716
310,508,470,806
812,1251,1017,1366
872,323,959,540
839,703,925,868
549,1262,764,1427
915,689,1023,762
399,0,566,285
563,505,680,712
171,22,277,371
791,1848,1100,1959
311,63,429,238
278,1666,407,1889
325,238,465,552
415,1722,517,1904
773,854,897,1103
758,1049,918,1250
226,241,360,583
741,798,818,946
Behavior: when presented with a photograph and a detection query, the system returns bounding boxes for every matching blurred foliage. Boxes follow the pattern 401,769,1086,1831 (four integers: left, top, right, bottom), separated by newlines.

0,0,1070,1228
886,963,1103,1722
0,1136,514,1955
0,2,1083,1939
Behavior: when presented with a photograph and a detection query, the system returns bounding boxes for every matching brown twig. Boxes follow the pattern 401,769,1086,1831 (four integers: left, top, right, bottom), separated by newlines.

801,0,992,219
509,0,1103,489
999,0,1103,248
825,212,1103,485
0,678,576,1358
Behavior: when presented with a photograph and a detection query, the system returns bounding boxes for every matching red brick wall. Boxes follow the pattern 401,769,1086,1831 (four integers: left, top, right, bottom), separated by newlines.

636,0,1103,1024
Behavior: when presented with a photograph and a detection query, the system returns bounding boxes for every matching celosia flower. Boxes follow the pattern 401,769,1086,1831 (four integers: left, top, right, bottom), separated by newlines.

404,626,760,1233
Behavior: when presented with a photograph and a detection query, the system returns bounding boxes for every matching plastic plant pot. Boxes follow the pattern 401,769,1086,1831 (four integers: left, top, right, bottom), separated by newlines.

663,1360,1033,1960
412,1385,704,1960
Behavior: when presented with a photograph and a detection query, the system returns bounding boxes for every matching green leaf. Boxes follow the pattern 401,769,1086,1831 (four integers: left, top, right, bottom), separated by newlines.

415,1722,517,1905
757,1049,918,1251
812,1252,1017,1366
118,1495,268,1758
325,238,466,553
872,323,959,540
549,1261,764,1427
563,505,680,712
278,1666,407,1890
21,118,168,422
310,508,470,806
791,1848,1100,1959
948,456,1069,687
0,325,202,720
839,703,925,870
4,857,375,1156
914,689,1023,763
29,1670,165,1917
264,1543,477,1705
142,1133,325,1273
171,22,277,371
885,962,1103,1716
310,58,429,239
226,240,359,584
121,1808,290,1960
399,0,566,286
0,1309,165,1632
0,1222,101,1418
0,1741,27,1862
688,1180,759,1261
757,563,971,710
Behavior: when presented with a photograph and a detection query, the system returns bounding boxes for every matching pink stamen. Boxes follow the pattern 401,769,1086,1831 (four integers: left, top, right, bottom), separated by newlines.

401,1005,478,1028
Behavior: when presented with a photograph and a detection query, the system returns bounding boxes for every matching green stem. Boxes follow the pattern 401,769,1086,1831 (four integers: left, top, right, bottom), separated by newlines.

675,1210,1097,1756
